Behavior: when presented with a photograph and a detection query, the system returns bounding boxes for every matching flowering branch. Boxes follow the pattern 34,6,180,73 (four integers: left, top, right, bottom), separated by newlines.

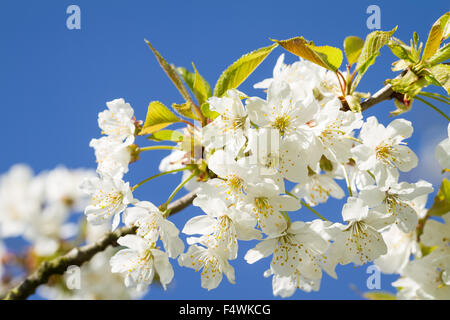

3,189,198,300
0,81,414,301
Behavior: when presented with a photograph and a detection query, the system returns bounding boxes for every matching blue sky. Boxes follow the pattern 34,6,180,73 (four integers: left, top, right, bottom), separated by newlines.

0,0,448,299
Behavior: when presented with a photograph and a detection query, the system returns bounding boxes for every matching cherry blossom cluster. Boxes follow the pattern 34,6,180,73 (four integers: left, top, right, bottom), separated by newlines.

0,164,96,296
73,54,450,299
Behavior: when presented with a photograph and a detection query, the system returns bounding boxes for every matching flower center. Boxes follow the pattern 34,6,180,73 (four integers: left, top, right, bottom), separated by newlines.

375,143,399,167
255,197,270,211
222,115,247,132
92,190,123,210
227,175,244,192
271,115,291,136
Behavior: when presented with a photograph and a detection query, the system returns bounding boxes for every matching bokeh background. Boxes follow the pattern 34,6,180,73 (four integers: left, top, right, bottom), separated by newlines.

0,0,448,299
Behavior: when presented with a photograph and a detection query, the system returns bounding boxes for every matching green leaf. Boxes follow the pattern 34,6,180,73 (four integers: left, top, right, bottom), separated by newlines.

147,130,184,143
172,102,198,120
344,36,365,65
200,103,219,120
176,66,196,92
427,42,450,66
428,178,450,216
364,291,397,300
145,39,195,105
192,63,212,106
430,64,450,94
422,12,450,62
388,38,415,62
176,65,212,106
386,69,429,97
140,101,181,135
356,27,397,77
213,43,278,97
274,37,343,71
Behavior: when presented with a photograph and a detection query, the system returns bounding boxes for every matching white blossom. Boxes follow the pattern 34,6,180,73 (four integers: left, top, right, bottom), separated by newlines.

352,117,418,174
327,197,390,268
359,179,433,233
242,179,300,236
0,165,42,237
98,98,136,145
90,136,132,179
202,89,249,156
291,169,345,206
245,220,330,281
435,123,450,170
80,175,134,230
124,201,184,258
178,240,235,290
110,235,174,292
393,247,450,300
183,188,260,259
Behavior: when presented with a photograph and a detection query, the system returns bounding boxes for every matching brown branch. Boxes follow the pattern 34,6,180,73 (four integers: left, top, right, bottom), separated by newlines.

3,189,198,300
360,84,401,111
340,83,402,112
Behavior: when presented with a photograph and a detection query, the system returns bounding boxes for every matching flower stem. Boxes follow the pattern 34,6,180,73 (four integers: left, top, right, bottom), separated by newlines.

415,96,450,122
132,167,189,191
342,164,353,197
139,145,177,152
300,200,328,221
285,190,328,221
418,91,450,104
162,172,196,212
344,136,363,144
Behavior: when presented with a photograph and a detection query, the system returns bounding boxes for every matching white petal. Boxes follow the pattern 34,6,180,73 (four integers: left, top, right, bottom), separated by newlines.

245,239,277,264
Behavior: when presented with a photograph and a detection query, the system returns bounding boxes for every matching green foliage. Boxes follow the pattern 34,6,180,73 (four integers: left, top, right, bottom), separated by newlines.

422,12,450,62
192,63,212,106
386,13,450,100
274,37,342,71
172,102,198,120
427,42,450,66
200,103,219,120
175,66,196,93
387,69,429,97
364,291,397,300
176,65,212,107
213,44,278,97
350,27,397,91
430,64,450,94
344,36,365,65
147,130,184,143
145,39,195,106
140,101,181,135
428,178,450,217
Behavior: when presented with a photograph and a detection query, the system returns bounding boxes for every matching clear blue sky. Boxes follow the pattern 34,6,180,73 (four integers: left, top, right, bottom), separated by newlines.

0,0,448,300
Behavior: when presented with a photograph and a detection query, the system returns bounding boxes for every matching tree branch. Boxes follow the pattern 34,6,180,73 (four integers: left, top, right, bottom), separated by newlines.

360,84,399,111
3,189,198,300
341,83,401,112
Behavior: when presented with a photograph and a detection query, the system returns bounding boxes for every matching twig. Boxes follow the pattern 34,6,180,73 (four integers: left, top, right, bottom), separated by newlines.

3,189,198,300
360,84,397,111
